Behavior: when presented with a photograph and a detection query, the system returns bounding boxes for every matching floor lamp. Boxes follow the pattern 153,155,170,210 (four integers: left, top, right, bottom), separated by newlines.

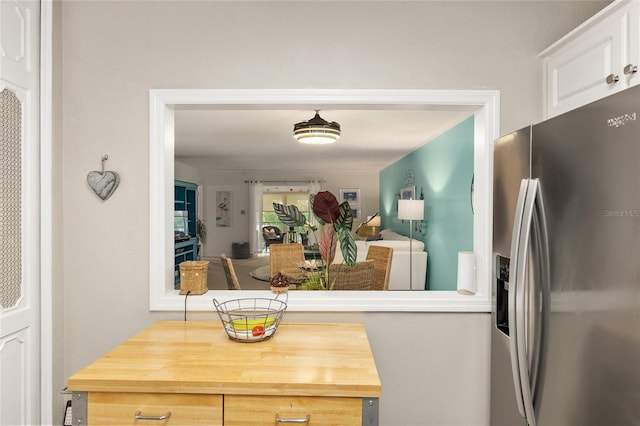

398,199,424,290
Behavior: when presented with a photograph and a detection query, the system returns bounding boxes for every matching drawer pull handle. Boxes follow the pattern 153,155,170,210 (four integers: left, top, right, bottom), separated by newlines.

606,73,619,84
275,413,310,423
134,410,172,421
624,64,638,75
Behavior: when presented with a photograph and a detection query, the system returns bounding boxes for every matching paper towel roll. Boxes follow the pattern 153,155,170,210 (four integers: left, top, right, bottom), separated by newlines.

457,251,476,295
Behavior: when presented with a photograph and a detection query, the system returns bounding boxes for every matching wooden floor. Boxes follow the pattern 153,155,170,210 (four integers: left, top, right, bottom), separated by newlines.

205,254,270,290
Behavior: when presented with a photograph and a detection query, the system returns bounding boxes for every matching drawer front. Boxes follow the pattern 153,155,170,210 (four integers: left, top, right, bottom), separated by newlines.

224,395,361,426
88,392,222,425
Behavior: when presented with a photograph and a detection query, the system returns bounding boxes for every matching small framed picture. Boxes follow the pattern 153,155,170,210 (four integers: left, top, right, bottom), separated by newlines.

351,207,360,219
216,191,231,227
400,185,416,200
340,188,360,203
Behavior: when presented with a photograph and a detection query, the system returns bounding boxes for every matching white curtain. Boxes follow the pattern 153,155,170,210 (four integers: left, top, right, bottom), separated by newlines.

307,179,323,241
248,181,264,255
309,179,321,195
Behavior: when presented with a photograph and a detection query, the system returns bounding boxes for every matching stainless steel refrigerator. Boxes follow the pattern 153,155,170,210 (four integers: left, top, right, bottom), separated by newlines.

491,85,640,426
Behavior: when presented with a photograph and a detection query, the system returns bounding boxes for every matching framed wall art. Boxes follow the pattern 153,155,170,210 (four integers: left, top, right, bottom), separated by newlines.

400,185,416,200
216,191,231,227
339,188,360,204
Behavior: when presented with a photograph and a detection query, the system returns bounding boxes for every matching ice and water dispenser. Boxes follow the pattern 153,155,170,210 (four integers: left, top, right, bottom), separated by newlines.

496,255,510,337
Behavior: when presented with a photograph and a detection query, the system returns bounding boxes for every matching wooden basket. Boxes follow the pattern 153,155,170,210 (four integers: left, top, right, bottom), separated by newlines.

179,260,209,295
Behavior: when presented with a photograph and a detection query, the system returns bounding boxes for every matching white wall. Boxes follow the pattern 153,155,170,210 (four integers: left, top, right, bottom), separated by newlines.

57,1,607,424
203,177,247,255
179,168,380,257
175,159,203,186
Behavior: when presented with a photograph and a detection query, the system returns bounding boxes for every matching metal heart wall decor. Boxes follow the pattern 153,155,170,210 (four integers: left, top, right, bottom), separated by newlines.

87,171,120,200
87,155,120,201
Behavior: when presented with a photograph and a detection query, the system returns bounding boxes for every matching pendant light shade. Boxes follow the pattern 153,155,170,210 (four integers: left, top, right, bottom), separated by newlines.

293,111,341,144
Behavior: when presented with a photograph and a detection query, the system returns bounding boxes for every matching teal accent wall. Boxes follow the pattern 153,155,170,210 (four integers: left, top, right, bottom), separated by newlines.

380,116,474,290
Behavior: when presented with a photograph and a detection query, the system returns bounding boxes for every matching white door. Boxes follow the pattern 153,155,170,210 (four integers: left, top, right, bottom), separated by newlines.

0,1,41,424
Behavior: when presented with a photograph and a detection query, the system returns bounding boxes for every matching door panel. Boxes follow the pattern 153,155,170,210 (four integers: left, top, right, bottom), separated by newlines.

0,1,41,424
532,86,640,425
490,127,530,426
492,127,531,257
546,8,628,117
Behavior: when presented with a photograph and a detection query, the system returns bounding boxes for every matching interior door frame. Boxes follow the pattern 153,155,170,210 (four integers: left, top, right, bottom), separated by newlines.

0,1,52,424
40,1,54,423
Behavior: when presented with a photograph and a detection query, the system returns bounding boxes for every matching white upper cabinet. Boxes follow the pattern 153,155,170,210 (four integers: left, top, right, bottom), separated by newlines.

541,1,640,118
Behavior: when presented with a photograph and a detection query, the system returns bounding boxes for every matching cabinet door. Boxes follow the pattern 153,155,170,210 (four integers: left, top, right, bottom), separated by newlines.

224,395,362,426
174,180,198,237
629,3,640,89
88,393,222,426
545,8,628,117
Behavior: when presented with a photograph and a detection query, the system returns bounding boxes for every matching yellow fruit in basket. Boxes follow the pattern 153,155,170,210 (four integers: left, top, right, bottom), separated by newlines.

231,318,275,330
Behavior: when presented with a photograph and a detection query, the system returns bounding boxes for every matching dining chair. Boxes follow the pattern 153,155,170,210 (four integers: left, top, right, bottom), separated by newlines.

269,243,305,283
220,254,241,290
366,246,393,291
329,260,375,291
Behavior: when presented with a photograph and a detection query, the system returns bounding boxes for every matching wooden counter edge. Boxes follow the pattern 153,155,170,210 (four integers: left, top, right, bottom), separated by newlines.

67,321,381,398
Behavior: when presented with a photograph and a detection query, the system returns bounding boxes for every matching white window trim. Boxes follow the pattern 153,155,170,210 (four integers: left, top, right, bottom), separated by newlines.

149,89,499,312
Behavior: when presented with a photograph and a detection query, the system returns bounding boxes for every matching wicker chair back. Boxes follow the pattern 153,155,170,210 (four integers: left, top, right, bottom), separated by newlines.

329,260,375,291
220,254,242,290
269,243,305,283
365,246,393,291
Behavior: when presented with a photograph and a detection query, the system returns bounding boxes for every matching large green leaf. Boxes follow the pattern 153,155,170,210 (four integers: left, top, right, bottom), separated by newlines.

273,203,307,227
336,225,357,266
336,201,354,229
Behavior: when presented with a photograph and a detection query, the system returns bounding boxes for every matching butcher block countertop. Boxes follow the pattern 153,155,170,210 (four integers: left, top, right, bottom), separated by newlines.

67,321,381,398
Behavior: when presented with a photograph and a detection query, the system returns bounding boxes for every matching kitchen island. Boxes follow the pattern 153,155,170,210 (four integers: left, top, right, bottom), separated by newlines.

67,321,381,425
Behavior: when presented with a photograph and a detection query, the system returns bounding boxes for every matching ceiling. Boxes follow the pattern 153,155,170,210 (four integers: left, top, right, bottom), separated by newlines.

174,107,475,172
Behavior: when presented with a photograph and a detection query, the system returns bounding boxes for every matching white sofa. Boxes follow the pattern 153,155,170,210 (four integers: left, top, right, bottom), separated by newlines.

334,229,428,290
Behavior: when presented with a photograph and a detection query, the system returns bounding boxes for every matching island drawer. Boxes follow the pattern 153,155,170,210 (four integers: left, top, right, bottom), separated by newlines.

87,392,222,425
224,395,362,426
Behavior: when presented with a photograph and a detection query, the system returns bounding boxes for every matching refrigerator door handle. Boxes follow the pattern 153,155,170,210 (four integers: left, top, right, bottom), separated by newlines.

507,178,530,419
515,179,537,425
514,178,548,426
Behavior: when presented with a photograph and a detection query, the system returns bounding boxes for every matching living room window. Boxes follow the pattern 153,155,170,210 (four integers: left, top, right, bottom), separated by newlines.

262,192,313,246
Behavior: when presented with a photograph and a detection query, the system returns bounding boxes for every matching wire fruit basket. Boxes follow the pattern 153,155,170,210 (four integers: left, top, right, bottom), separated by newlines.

212,294,287,342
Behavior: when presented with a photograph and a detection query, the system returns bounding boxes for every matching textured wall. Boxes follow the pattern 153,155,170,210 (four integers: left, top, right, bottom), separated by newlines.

381,116,474,290
57,2,608,424
174,166,381,258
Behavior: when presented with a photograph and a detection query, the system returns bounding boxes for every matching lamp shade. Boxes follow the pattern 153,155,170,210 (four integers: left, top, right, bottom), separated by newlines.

293,111,341,144
398,199,424,220
367,215,381,227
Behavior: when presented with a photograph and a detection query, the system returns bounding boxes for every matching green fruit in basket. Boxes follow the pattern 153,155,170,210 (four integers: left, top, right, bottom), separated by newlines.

231,318,275,330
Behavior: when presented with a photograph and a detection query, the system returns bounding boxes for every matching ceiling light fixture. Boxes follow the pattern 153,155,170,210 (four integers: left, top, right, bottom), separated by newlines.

293,110,341,144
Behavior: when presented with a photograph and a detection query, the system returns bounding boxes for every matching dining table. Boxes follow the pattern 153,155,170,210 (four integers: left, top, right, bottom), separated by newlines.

249,261,324,286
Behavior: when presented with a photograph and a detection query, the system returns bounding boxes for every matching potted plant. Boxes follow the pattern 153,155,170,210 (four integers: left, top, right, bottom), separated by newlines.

273,191,357,289
196,218,207,259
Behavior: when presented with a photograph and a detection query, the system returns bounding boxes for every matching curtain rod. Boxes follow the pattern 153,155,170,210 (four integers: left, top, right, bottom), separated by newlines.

244,179,325,184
